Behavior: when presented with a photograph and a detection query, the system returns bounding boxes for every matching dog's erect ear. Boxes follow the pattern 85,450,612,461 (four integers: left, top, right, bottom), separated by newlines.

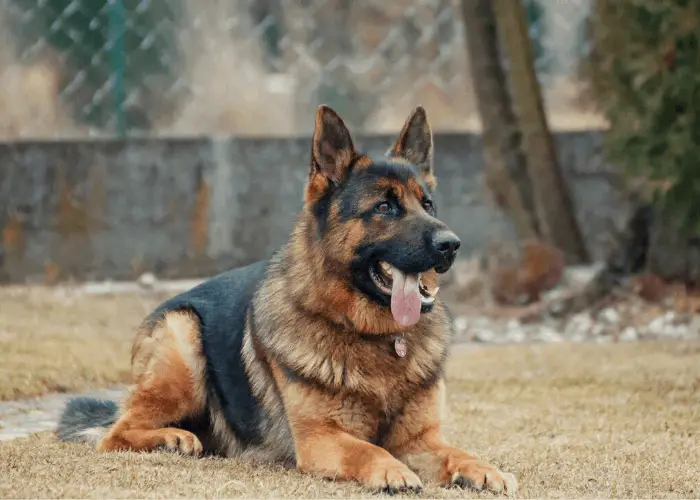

310,105,357,186
389,106,435,188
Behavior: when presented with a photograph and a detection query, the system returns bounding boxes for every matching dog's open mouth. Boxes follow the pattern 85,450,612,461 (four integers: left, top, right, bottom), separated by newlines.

369,260,439,327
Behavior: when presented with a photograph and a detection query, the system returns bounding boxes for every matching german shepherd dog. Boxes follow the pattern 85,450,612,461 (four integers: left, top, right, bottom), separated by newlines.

57,105,517,495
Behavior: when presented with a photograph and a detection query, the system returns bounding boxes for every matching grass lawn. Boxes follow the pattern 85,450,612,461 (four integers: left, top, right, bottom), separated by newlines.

0,286,169,400
1,290,698,500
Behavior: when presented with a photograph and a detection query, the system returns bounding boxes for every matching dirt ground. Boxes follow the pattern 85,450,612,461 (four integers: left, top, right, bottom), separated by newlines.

1,323,699,499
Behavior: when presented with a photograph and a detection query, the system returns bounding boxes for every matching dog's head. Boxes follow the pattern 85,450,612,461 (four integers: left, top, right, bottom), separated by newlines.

303,105,460,328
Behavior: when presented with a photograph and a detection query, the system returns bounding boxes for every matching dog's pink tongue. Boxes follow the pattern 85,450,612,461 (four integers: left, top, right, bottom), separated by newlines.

390,267,422,327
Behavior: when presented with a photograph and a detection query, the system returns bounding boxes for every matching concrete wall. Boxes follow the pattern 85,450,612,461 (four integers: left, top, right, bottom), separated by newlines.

0,131,624,284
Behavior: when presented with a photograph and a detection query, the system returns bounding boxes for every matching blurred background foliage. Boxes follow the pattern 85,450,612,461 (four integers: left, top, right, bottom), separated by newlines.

581,0,700,234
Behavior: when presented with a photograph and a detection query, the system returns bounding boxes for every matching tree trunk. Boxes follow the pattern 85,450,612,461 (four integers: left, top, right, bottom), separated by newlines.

460,0,541,242
493,0,590,264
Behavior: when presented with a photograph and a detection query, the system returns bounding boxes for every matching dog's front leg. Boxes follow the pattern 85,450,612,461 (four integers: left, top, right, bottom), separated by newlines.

279,379,422,493
386,380,517,495
292,422,423,493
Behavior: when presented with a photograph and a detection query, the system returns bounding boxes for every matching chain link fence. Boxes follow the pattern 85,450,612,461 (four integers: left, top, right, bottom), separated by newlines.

0,0,600,140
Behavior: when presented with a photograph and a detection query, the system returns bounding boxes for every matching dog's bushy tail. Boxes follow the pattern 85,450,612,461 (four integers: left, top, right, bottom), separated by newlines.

56,397,118,446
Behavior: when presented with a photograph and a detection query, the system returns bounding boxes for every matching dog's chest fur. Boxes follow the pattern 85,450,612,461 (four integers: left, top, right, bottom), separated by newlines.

246,281,452,443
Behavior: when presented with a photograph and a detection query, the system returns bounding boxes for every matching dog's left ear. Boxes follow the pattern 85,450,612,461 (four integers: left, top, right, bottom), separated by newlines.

389,106,435,189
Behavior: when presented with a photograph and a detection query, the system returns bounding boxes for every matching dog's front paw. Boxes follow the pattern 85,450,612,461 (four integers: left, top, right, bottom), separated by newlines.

161,428,203,456
447,459,517,495
362,457,424,494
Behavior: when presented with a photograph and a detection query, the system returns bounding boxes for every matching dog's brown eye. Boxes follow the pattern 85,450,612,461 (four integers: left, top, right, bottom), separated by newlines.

423,199,434,212
375,202,391,213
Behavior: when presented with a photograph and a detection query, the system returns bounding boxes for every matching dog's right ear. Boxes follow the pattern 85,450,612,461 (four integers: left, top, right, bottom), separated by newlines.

306,105,356,202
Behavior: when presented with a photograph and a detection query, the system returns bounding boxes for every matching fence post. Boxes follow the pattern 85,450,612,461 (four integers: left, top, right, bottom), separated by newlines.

108,0,126,138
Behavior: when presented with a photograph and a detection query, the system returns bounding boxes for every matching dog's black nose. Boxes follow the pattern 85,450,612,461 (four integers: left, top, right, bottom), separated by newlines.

431,230,461,260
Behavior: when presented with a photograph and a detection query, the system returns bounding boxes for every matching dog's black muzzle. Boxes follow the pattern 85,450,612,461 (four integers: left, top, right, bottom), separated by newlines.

429,229,461,273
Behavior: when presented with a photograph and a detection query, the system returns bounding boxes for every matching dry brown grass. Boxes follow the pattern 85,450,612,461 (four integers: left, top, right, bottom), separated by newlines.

0,286,170,401
1,334,699,498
